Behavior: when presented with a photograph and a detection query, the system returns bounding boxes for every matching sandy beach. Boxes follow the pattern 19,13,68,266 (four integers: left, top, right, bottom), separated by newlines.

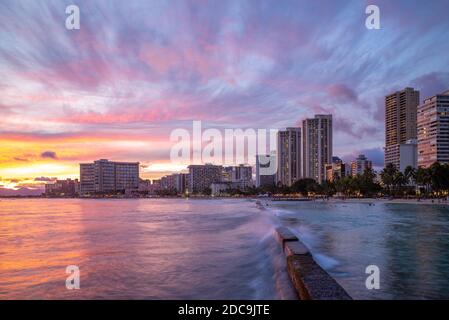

313,197,449,206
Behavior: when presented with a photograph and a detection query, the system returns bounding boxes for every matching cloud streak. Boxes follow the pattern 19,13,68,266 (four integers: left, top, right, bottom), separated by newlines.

0,0,448,180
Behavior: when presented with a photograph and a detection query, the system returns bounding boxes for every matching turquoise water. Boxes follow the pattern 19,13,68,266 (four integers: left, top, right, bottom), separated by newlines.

270,201,449,299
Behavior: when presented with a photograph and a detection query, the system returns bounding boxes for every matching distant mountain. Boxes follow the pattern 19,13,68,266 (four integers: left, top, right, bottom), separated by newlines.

0,187,44,197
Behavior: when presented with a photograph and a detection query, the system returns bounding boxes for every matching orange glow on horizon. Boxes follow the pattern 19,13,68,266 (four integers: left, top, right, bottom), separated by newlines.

0,136,187,189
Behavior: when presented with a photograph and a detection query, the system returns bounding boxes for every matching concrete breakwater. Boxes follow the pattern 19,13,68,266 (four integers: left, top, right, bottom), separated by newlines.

275,227,352,300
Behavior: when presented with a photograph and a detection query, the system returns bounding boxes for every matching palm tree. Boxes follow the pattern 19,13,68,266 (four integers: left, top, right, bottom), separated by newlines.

380,163,398,195
360,167,378,196
416,166,434,196
334,177,346,196
442,163,449,194
404,166,417,186
393,172,406,195
320,181,336,197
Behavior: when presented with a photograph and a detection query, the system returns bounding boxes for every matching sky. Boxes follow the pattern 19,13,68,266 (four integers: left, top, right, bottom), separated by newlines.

1,0,449,193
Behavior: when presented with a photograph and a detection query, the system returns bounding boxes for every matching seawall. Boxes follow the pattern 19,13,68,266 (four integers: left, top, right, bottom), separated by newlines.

275,227,352,300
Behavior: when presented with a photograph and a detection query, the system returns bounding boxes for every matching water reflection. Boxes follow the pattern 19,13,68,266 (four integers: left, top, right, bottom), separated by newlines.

0,199,296,299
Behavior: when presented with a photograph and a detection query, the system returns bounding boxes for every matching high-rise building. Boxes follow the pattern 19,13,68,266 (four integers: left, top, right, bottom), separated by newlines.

234,164,252,182
94,159,117,192
115,161,140,191
188,164,223,194
277,127,301,186
417,90,449,168
159,173,188,194
223,165,253,188
160,174,177,191
385,87,420,168
79,159,139,194
303,115,333,183
256,154,276,188
80,163,95,194
174,173,188,194
351,154,372,176
325,157,348,182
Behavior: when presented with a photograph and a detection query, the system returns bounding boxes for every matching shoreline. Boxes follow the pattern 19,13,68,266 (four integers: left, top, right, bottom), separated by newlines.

0,196,449,205
1,196,449,206
312,198,449,206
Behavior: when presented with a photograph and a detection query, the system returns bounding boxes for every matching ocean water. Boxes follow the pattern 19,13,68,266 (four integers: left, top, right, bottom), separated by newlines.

1,198,449,299
270,200,449,299
0,198,296,299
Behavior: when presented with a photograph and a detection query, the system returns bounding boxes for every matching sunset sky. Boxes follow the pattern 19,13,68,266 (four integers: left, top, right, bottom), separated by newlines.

1,0,449,193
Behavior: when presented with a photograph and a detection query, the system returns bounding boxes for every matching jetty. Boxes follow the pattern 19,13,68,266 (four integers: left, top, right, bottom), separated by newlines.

275,227,352,300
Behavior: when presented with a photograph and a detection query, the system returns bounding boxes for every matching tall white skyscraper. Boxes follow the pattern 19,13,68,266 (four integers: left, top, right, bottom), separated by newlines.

276,128,301,187
302,114,333,183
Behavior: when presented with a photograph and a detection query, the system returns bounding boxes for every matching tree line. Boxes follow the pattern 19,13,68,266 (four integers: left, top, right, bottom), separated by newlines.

238,162,449,198
380,162,449,197
152,162,449,198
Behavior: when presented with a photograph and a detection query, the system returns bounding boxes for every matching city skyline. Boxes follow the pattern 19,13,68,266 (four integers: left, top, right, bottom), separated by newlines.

1,0,449,194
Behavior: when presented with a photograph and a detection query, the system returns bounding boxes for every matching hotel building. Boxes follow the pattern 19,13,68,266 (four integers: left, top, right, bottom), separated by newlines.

223,165,253,188
209,165,253,196
188,164,223,194
325,157,349,182
276,128,301,187
256,154,276,188
80,159,139,194
80,163,96,194
350,154,372,176
160,174,176,191
385,87,420,169
417,90,449,168
175,173,189,194
160,173,188,194
303,115,332,183
114,161,140,191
